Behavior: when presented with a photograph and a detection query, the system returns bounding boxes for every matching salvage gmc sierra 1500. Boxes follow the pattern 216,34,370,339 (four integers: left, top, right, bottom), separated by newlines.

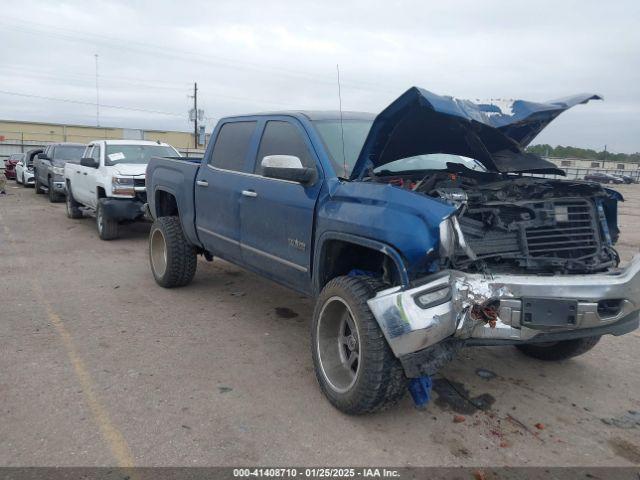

145,87,640,414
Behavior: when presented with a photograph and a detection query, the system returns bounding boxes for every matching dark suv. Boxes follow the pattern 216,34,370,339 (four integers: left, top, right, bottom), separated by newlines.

33,143,85,202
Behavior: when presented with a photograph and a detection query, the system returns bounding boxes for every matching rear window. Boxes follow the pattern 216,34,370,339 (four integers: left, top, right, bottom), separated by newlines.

210,121,257,172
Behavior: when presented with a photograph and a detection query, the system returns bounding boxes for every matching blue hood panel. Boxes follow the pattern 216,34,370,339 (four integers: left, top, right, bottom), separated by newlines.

350,87,602,179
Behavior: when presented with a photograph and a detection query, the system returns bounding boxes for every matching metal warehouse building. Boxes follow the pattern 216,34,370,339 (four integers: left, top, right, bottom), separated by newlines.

0,120,206,159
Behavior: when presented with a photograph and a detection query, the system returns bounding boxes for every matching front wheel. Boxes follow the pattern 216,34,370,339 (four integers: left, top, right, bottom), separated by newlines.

96,199,119,240
148,216,197,288
48,178,62,202
34,174,43,194
515,336,601,361
311,276,407,414
65,185,82,219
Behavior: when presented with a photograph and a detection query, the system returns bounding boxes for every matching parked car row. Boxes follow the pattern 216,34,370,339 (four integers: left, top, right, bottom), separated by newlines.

5,139,180,240
583,171,637,184
4,86,640,415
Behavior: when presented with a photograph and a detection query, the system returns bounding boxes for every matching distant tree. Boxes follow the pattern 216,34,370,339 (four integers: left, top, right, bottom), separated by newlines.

525,144,640,164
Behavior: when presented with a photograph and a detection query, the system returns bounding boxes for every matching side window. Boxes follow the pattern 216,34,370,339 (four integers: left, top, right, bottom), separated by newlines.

50,147,56,160
255,121,314,175
210,121,257,172
91,146,101,162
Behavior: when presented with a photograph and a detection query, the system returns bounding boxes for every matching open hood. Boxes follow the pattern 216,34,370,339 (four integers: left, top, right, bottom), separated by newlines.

350,87,602,179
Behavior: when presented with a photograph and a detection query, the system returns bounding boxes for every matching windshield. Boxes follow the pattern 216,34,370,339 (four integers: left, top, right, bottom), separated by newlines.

53,146,85,163
313,120,373,177
105,145,178,166
373,153,486,174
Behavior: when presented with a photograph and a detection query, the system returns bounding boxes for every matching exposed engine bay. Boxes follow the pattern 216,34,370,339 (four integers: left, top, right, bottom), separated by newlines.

371,164,620,274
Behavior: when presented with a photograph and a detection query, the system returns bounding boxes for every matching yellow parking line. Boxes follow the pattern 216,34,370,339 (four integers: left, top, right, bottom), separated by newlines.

1,214,135,468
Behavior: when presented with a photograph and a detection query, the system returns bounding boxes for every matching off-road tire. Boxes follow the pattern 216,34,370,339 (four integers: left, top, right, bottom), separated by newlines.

65,184,82,219
96,199,119,240
48,178,62,202
311,275,407,414
149,216,197,288
34,174,43,194
516,336,601,361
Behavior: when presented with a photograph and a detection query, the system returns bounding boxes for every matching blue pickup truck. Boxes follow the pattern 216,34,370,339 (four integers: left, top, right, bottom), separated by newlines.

145,87,640,414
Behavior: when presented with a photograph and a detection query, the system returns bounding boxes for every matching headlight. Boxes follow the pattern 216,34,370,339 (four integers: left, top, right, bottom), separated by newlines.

414,285,451,309
112,176,135,196
53,166,65,175
439,217,456,257
438,215,477,260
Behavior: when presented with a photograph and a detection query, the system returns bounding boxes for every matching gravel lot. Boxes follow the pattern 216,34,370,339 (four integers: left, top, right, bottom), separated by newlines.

1,181,639,467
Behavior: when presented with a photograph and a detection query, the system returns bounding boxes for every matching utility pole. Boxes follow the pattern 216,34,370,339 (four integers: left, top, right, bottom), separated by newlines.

188,83,203,149
95,54,100,127
193,82,198,148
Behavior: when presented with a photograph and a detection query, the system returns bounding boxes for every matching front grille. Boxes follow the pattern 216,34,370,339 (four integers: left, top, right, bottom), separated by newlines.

525,199,599,259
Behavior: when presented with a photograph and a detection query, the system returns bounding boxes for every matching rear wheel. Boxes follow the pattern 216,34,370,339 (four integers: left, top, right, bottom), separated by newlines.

21,173,27,187
96,199,119,240
149,216,197,288
516,336,601,361
65,184,82,219
311,276,407,414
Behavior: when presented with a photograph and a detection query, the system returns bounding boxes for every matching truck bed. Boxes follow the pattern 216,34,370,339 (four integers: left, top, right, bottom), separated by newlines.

146,156,202,247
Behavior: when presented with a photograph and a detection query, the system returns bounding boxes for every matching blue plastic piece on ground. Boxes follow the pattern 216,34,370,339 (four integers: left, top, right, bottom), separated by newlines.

408,376,432,408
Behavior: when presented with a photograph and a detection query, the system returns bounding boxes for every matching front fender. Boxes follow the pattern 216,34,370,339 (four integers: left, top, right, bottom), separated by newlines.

317,180,455,280
313,231,410,294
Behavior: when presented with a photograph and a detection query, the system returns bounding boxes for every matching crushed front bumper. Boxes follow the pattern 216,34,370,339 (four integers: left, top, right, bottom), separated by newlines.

368,255,640,361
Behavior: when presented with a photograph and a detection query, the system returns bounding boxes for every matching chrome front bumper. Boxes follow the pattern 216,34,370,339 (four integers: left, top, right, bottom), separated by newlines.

368,255,640,357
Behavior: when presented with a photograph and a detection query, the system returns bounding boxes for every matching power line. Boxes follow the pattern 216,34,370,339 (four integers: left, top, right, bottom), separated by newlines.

0,17,398,94
0,89,186,117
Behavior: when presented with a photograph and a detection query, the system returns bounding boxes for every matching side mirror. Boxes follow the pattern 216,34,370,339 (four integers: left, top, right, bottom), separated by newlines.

261,155,314,184
80,157,99,168
37,153,50,161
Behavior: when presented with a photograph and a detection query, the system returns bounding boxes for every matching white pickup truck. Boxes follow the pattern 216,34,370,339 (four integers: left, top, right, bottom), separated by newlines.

64,140,180,240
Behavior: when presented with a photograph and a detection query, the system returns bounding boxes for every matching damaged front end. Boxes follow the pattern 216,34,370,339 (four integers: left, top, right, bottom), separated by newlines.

356,85,639,378
367,176,639,377
368,256,640,377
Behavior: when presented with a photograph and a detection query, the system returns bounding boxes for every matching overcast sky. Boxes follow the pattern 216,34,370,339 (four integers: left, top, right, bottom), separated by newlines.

1,0,639,152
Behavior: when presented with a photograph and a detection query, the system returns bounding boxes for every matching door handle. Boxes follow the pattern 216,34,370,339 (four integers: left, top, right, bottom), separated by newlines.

241,190,257,198
196,180,209,187
83,172,87,176
76,170,80,174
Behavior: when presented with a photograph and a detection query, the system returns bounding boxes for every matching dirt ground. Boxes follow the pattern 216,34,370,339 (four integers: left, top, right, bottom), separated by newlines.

1,181,639,467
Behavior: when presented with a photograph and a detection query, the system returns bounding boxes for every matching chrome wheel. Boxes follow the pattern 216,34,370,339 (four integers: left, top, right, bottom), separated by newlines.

96,208,103,234
316,296,361,393
150,228,168,278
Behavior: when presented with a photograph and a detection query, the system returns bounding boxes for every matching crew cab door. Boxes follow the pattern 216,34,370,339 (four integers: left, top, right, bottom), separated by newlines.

74,144,101,207
239,119,322,293
194,120,259,263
